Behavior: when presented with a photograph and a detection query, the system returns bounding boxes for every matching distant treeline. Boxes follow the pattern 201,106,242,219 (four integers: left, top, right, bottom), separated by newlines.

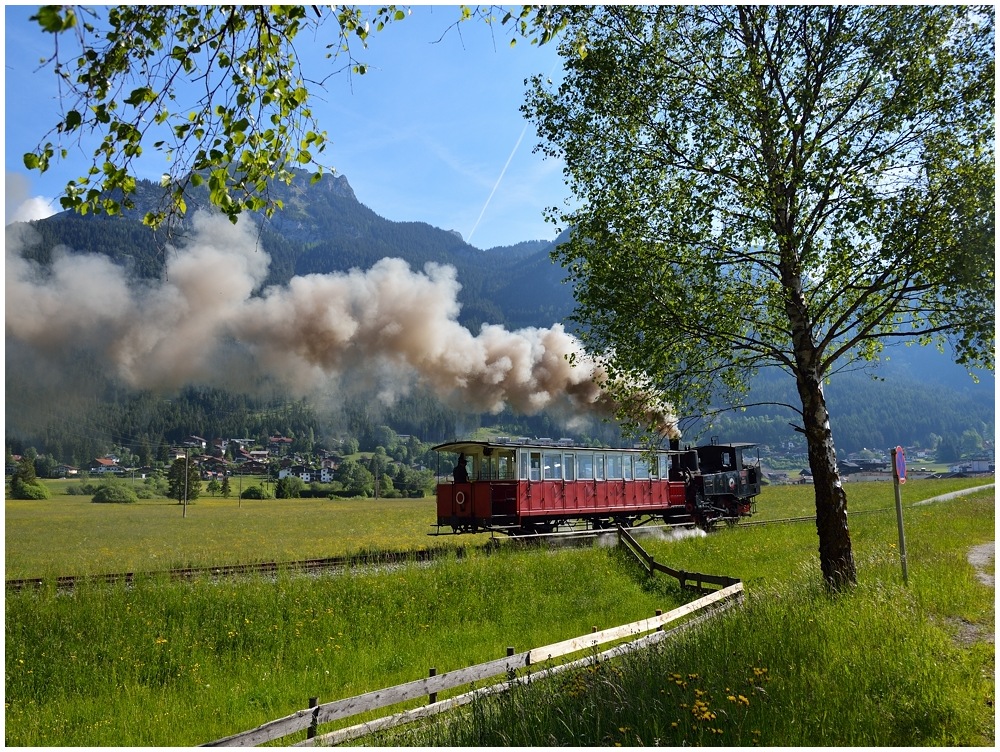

4,379,627,470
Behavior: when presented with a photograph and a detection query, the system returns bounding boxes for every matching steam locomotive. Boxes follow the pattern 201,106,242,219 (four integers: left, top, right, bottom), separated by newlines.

432,437,761,535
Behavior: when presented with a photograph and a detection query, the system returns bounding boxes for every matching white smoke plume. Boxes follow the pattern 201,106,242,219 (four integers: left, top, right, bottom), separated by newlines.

5,212,679,437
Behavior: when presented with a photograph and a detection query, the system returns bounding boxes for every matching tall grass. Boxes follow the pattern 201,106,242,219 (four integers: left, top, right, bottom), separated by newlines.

5,481,993,746
4,545,684,746
378,489,995,747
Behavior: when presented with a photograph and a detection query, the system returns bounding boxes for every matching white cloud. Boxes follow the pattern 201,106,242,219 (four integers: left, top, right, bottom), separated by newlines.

6,173,58,225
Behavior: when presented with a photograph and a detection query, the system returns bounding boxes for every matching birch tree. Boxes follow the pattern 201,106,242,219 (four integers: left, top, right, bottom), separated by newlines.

524,5,994,588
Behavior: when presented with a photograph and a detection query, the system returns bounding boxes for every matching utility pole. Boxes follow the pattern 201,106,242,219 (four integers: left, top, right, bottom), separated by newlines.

183,447,189,518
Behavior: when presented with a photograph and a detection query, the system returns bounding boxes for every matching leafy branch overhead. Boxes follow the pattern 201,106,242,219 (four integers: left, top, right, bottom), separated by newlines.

21,4,571,230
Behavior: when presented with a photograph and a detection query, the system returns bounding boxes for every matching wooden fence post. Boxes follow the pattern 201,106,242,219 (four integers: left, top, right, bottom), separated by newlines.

428,668,437,704
307,697,319,739
656,609,663,631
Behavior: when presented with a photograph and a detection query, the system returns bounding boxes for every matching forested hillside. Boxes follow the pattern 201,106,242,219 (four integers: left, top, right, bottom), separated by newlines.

5,171,993,465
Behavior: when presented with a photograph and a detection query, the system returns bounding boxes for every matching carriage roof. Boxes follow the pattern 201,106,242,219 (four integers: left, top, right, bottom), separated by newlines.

431,439,755,455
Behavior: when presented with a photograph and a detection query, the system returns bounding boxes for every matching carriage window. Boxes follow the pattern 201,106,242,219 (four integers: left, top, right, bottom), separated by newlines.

564,454,576,481
721,451,732,469
623,454,634,480
529,452,541,481
578,453,595,480
606,454,622,479
543,452,562,480
596,454,606,480
635,457,650,479
498,454,514,480
659,455,670,478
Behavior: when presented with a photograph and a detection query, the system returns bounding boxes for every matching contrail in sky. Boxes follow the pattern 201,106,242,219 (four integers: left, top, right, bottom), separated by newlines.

466,120,529,247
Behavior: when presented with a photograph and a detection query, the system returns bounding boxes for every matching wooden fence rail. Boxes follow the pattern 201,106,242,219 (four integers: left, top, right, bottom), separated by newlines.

203,531,742,747
300,589,745,747
203,582,743,746
616,524,740,590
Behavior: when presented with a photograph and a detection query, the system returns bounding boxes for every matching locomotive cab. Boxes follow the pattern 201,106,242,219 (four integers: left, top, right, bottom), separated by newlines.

693,442,761,522
696,443,752,475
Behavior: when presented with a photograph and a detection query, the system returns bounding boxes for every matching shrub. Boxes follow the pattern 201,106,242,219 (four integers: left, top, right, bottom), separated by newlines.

10,478,50,500
92,483,138,504
275,476,305,499
239,485,272,500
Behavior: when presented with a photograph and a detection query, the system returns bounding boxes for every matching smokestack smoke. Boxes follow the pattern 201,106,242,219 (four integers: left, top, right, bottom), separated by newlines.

6,212,679,438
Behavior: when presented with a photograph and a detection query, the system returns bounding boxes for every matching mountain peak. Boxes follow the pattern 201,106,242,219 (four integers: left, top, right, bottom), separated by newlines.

315,172,356,202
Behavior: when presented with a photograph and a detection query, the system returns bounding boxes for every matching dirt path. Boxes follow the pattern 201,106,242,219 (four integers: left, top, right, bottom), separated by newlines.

968,541,995,588
950,542,995,647
913,483,994,505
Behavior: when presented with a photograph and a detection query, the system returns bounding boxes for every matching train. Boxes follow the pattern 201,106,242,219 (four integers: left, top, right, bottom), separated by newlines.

431,437,762,535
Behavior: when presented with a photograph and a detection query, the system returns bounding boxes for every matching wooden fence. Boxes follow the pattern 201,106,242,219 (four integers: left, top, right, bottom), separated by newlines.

616,524,741,591
203,533,743,747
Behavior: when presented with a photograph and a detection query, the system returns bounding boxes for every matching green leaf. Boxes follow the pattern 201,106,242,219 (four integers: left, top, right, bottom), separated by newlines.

125,87,156,106
32,6,75,33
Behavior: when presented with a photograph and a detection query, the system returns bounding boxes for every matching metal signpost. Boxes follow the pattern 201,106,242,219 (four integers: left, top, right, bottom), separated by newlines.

891,445,909,584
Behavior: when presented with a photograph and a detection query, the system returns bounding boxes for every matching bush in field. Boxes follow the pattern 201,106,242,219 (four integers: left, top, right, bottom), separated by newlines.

9,456,50,499
239,485,272,500
10,477,50,499
92,482,138,504
275,476,304,499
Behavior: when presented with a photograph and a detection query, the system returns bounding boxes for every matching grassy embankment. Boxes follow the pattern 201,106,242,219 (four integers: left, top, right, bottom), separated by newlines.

385,482,995,747
5,478,994,746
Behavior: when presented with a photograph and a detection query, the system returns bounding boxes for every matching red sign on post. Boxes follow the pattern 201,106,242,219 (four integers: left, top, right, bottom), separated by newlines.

894,445,906,484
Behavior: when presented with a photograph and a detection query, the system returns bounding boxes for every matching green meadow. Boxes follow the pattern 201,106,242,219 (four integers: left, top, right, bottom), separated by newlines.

6,476,984,578
4,478,994,746
385,483,995,747
5,479,488,579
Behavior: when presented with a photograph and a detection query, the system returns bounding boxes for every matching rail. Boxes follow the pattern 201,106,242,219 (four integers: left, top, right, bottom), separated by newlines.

202,582,744,747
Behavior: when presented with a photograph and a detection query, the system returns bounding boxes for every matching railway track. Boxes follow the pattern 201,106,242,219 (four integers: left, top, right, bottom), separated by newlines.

0,517,842,592
5,546,459,593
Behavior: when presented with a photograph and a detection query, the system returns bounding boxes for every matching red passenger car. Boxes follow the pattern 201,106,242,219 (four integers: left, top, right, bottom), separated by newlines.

432,437,761,534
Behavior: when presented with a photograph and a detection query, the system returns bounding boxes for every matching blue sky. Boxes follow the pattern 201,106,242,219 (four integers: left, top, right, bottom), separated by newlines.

4,5,569,249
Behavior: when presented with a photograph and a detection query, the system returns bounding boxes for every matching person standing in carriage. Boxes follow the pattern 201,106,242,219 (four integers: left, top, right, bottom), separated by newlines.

453,453,469,483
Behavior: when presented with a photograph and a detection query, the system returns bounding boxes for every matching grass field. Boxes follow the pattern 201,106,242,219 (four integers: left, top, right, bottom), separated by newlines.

5,477,995,746
385,484,995,747
5,476,988,578
4,480,489,578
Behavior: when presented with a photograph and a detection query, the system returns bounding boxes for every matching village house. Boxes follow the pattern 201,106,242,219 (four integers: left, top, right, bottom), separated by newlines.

89,457,124,475
268,435,294,455
278,465,334,483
